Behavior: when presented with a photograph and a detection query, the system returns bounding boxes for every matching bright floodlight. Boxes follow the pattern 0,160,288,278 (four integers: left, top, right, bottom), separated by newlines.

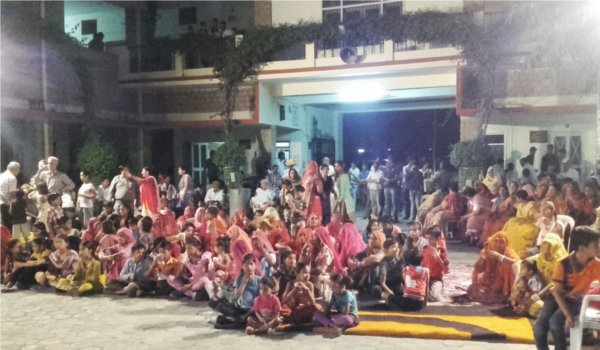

338,81,385,103
357,148,365,154
589,0,600,17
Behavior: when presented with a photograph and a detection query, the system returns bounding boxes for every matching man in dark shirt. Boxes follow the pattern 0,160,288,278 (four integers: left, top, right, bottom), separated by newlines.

540,144,560,175
405,163,424,221
382,157,399,221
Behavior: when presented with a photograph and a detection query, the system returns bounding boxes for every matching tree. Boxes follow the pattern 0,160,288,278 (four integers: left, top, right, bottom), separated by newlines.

77,134,119,185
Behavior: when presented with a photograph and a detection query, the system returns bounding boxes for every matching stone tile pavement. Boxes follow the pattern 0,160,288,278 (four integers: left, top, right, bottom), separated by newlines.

0,291,536,350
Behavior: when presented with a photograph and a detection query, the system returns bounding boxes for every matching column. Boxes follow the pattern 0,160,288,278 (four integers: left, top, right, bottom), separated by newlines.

460,116,479,141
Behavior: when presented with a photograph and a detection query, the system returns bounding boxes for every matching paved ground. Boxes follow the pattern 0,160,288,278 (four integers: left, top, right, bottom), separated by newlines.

1,291,536,350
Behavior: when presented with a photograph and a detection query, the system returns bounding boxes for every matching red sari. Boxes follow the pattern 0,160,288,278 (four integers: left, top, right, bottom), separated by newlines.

302,161,323,220
139,176,159,218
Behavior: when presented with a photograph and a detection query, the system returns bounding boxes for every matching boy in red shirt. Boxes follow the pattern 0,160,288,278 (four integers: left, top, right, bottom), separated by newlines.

421,227,449,302
534,226,600,350
246,276,281,336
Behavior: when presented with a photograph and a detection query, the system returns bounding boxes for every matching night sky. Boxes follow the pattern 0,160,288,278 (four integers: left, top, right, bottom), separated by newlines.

342,109,460,167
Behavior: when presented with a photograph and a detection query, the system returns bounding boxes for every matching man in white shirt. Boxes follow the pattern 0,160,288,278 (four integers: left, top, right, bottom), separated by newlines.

204,181,224,207
0,162,20,228
250,179,274,212
348,162,360,201
365,162,383,219
322,157,335,178
559,161,581,184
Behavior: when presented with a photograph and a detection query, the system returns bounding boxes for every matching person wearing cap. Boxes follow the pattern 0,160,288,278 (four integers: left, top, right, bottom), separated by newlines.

204,181,224,207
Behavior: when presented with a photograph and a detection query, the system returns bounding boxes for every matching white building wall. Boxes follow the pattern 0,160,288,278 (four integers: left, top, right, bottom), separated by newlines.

64,1,125,44
486,113,597,180
403,1,463,12
271,0,322,25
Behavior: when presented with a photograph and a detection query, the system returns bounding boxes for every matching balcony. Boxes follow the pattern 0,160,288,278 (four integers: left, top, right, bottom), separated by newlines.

113,37,461,84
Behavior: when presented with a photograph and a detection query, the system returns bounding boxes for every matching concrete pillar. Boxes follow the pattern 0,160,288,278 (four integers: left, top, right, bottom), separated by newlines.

460,116,479,141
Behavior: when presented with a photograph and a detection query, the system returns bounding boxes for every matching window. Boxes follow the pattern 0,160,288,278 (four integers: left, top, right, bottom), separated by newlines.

81,19,97,35
178,7,197,25
484,134,505,162
323,0,402,22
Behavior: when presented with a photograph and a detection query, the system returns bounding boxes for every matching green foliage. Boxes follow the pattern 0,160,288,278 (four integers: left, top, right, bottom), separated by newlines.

449,139,492,169
213,138,246,171
77,134,119,185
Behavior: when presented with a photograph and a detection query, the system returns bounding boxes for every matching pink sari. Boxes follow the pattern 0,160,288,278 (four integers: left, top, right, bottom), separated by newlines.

177,206,195,230
83,217,101,242
337,223,367,268
153,209,179,238
105,228,136,281
231,239,256,280
139,176,159,218
314,226,344,273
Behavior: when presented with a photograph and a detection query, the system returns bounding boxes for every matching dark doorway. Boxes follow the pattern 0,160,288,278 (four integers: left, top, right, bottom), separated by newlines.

151,129,174,178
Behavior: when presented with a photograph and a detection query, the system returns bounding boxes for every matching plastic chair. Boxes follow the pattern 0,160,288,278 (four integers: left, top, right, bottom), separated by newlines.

556,214,575,251
569,294,600,350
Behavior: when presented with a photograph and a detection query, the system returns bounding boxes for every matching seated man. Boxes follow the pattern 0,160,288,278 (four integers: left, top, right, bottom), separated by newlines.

204,181,224,208
534,226,600,350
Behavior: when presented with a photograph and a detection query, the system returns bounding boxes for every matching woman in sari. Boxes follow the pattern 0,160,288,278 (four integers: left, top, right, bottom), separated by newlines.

333,161,356,223
251,230,277,277
460,184,493,245
287,168,302,187
423,182,462,231
127,167,159,218
82,217,101,242
543,182,567,215
98,228,136,281
480,182,518,244
348,221,386,291
467,231,520,304
260,207,292,250
300,226,343,297
529,233,568,286
337,223,367,269
227,223,252,250
564,181,594,225
481,166,503,196
502,190,540,259
231,238,256,280
417,189,444,225
153,199,179,238
177,205,196,231
292,213,320,259
302,161,323,221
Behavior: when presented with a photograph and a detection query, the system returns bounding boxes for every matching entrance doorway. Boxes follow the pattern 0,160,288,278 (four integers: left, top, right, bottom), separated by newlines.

191,142,223,186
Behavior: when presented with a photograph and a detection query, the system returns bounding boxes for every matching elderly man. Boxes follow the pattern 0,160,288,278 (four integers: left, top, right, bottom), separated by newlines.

108,166,135,212
322,157,335,177
0,162,20,228
250,179,274,212
204,180,224,207
43,156,75,195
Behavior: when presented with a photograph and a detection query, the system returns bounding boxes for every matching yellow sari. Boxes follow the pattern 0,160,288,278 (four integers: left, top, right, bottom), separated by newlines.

529,233,568,284
503,201,539,259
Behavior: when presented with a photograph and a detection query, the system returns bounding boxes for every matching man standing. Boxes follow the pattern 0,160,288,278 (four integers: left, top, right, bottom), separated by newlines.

348,162,360,202
405,162,424,222
540,144,560,175
365,162,383,219
322,157,335,178
43,156,75,195
334,161,356,223
108,166,135,212
381,157,399,222
0,162,20,228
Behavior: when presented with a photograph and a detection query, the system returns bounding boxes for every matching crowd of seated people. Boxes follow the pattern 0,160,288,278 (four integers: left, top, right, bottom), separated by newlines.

1,145,599,343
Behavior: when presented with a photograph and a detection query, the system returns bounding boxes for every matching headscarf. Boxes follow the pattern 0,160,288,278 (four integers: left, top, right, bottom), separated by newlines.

532,233,568,284
231,239,258,279
301,161,319,190
83,217,101,242
117,228,136,249
521,184,535,200
233,208,245,228
292,227,313,259
194,207,207,229
251,230,275,260
369,229,386,252
482,166,502,195
314,226,344,273
153,210,179,238
338,223,367,267
483,231,520,296
227,224,252,248
327,216,342,241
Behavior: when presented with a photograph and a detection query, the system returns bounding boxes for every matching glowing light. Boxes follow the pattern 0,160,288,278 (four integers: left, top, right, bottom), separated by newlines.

338,81,385,103
589,0,600,17
387,148,391,151
357,148,365,154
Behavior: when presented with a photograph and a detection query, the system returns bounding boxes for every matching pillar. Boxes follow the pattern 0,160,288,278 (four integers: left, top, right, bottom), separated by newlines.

460,116,479,141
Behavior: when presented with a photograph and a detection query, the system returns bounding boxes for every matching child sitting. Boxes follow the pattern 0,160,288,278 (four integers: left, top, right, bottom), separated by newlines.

103,243,152,297
35,234,79,288
379,237,405,306
511,259,545,317
3,238,50,291
210,253,261,329
421,227,450,302
144,241,180,296
282,262,319,324
55,241,103,296
167,237,214,300
313,273,359,336
246,276,282,336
